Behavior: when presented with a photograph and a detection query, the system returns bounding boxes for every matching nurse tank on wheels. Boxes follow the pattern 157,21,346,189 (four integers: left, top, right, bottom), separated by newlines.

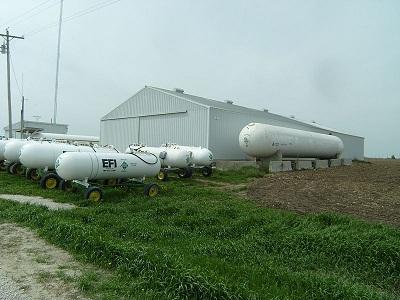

56,151,161,201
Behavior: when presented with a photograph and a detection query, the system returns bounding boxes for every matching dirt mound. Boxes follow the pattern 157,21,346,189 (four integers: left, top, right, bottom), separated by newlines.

248,158,400,227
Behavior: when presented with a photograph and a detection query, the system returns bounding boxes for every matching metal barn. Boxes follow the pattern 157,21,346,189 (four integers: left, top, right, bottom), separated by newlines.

100,86,364,160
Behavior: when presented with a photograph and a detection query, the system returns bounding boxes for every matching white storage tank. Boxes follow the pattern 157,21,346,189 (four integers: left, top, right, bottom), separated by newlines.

126,144,192,168
239,123,344,159
19,141,97,170
171,145,213,166
4,139,36,163
56,151,160,181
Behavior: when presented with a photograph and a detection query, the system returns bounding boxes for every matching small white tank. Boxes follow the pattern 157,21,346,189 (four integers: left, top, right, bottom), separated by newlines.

126,144,191,168
4,139,36,163
239,123,344,159
176,145,213,166
19,141,96,170
0,139,13,160
56,151,160,181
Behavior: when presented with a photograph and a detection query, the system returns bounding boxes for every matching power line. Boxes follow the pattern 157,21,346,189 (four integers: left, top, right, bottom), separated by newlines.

0,0,60,29
10,53,23,97
23,0,121,37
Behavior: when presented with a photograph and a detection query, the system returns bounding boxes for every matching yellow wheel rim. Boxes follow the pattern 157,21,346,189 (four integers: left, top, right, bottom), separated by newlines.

31,172,41,181
148,185,158,197
157,171,164,180
46,178,57,189
16,166,25,175
88,190,101,201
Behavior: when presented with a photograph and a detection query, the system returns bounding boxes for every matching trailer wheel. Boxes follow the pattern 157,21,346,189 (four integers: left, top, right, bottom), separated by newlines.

11,163,25,175
178,167,192,178
202,166,213,177
102,178,118,185
0,160,7,172
60,180,77,192
7,162,15,174
157,169,168,181
26,168,41,181
145,183,159,197
40,173,60,189
84,186,103,201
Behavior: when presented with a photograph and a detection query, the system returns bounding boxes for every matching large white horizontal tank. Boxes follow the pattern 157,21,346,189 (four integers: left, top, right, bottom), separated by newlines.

239,123,344,159
19,141,112,170
3,139,36,163
56,152,160,181
30,132,99,143
126,144,191,168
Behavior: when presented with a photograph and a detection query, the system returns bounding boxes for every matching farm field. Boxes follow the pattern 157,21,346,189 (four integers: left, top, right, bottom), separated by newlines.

249,158,400,227
0,158,399,299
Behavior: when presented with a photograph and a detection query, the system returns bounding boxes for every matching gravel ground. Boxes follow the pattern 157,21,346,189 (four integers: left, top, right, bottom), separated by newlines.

0,270,31,300
0,195,88,300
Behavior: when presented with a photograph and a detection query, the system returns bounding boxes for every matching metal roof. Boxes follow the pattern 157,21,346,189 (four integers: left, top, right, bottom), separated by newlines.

146,86,359,137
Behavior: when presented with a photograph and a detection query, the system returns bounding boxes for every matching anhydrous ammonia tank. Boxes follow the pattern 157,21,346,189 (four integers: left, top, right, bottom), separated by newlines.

126,145,191,168
56,152,161,181
239,123,344,159
20,141,97,170
30,132,99,143
0,139,11,161
174,145,213,166
4,139,36,163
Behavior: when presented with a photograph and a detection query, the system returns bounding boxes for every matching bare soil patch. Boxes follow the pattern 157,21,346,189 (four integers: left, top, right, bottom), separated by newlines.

248,158,400,227
0,223,89,300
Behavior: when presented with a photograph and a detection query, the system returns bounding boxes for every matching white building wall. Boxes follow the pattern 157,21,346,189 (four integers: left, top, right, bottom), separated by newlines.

101,87,209,151
100,118,139,152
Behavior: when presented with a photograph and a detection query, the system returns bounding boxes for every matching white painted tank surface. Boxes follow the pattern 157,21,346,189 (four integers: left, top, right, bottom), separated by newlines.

3,139,36,163
172,145,213,166
126,144,191,168
30,132,99,143
56,151,160,181
19,141,97,170
0,139,12,160
239,123,344,159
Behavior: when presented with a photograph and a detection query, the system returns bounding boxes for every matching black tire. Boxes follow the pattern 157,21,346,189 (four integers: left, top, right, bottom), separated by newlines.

26,168,41,181
178,167,192,178
145,183,159,197
202,166,213,177
6,162,15,174
11,163,24,175
0,160,6,172
40,173,61,189
60,179,77,192
157,169,168,181
84,186,103,201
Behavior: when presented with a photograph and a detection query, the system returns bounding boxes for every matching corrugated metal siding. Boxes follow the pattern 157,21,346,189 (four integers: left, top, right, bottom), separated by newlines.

101,87,209,150
102,87,192,120
139,110,208,147
100,118,139,152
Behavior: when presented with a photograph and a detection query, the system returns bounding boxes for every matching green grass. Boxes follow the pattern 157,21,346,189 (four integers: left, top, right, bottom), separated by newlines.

0,169,400,299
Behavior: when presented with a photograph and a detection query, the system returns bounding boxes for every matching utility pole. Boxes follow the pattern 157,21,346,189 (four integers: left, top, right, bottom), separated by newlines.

54,0,64,125
1,29,24,138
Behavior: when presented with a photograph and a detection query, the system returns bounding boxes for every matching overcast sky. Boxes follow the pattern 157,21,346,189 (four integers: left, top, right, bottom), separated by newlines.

0,0,399,158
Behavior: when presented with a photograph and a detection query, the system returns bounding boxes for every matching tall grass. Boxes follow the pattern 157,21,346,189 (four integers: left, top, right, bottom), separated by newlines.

0,169,399,299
